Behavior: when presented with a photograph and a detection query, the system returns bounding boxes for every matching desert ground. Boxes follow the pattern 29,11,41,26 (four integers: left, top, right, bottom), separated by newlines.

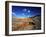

12,15,41,31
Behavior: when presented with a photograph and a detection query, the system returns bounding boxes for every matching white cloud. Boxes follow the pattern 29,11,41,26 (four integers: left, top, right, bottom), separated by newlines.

23,8,27,12
12,12,16,16
28,10,30,13
22,13,25,16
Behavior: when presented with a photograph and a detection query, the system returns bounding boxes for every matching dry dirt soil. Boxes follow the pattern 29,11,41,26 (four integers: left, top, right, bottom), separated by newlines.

12,16,41,31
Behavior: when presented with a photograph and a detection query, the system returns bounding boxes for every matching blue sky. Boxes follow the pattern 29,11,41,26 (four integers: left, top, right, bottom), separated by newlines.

12,6,41,18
